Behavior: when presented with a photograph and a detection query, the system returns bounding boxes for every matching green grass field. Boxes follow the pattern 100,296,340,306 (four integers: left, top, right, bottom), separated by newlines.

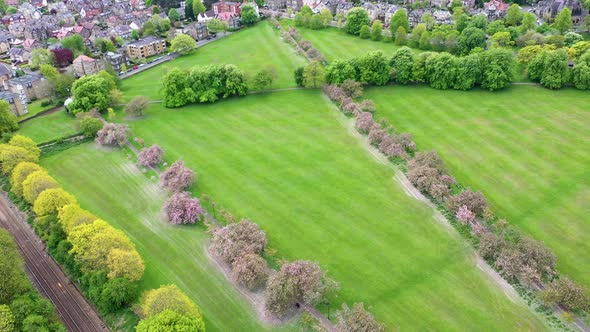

366,84,590,289
17,110,78,143
120,21,306,101
280,20,420,63
56,89,549,331
42,144,286,332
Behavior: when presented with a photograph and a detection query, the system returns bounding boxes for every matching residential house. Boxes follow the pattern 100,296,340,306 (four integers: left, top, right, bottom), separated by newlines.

111,25,132,40
287,0,303,11
72,54,104,76
8,23,26,39
0,35,11,55
484,0,509,20
24,22,50,43
0,91,26,116
0,63,13,87
184,22,209,41
409,9,426,27
10,48,31,63
104,51,127,72
23,38,41,51
228,16,241,30
533,0,586,23
384,5,400,26
1,14,26,25
126,36,166,59
197,10,216,21
212,1,242,15
335,2,353,17
433,10,452,24
7,74,51,102
361,2,380,21
267,0,287,11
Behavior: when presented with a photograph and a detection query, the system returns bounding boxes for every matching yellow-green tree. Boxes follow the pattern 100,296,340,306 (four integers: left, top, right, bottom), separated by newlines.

138,285,202,319
10,162,43,196
33,188,77,217
0,145,38,175
57,204,97,235
22,170,59,204
68,220,135,272
106,248,145,282
8,135,40,160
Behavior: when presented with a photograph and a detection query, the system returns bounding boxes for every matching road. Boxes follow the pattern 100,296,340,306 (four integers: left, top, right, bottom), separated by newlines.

0,193,107,332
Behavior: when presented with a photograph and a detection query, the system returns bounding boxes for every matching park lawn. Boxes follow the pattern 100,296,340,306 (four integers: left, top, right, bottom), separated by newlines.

280,20,421,63
365,84,590,289
42,143,288,332
120,21,306,101
18,99,56,120
17,110,78,143
100,89,546,331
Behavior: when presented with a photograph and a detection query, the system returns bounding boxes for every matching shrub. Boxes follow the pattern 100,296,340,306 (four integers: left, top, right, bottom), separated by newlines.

447,190,488,217
367,125,386,145
160,161,194,192
265,260,337,317
10,162,43,196
542,277,590,311
137,285,202,319
125,96,150,117
358,99,375,113
496,238,556,287
8,135,40,160
210,219,266,264
33,188,77,217
95,123,129,147
106,249,145,281
455,205,475,224
163,192,204,224
22,170,59,204
378,135,404,158
137,145,164,167
231,253,269,291
335,303,385,332
79,117,104,138
136,310,205,332
356,112,374,134
478,232,505,261
339,79,363,98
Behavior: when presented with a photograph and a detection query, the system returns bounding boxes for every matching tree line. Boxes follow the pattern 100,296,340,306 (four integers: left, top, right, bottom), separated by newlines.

323,79,590,326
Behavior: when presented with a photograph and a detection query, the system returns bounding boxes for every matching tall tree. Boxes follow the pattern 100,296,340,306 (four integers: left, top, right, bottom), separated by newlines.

170,34,197,55
345,8,370,35
371,19,383,41
185,0,194,20
302,61,325,88
192,0,205,20
0,101,17,137
520,12,536,32
505,4,523,26
240,4,258,25
390,9,409,38
553,8,572,33
168,8,179,22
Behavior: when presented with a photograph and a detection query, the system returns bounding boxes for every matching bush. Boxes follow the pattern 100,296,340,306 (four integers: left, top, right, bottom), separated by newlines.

79,117,103,138
231,253,269,291
95,123,129,147
137,285,202,319
447,190,488,217
542,277,590,311
356,112,374,134
339,80,363,98
125,96,150,117
40,100,53,107
160,161,194,192
136,309,205,332
210,219,266,264
57,204,97,234
163,192,204,224
335,303,385,332
137,145,164,167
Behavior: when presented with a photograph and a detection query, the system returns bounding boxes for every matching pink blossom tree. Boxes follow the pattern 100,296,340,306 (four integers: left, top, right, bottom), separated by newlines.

95,123,129,147
160,161,194,192
137,145,164,167
210,219,267,264
378,135,403,158
231,253,269,291
163,191,204,224
367,125,386,145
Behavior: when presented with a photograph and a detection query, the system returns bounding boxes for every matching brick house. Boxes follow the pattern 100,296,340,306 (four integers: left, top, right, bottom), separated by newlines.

7,75,52,102
184,22,209,41
126,36,166,59
212,1,242,15
72,55,104,76
0,91,26,116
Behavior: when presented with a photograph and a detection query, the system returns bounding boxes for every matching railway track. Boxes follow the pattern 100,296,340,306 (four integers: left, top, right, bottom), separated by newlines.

0,193,107,332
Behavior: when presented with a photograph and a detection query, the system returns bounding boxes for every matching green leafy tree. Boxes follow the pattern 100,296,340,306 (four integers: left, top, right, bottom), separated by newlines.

505,4,523,26
138,285,202,319
0,230,30,303
131,29,139,40
490,31,513,48
0,305,15,332
193,0,206,20
419,31,431,50
241,4,258,25
410,23,427,48
468,14,488,30
5,6,15,14
454,53,481,90
310,14,324,29
185,0,194,19
0,100,17,137
302,61,325,88
320,8,332,25
61,34,86,55
359,25,370,39
390,47,414,84
0,0,7,15
540,49,570,89
395,27,408,46
136,310,205,332
252,67,277,90
170,34,197,55
421,12,434,30
79,117,104,138
93,38,116,54
553,8,572,33
168,8,179,21
425,52,457,89
487,19,506,36
70,74,112,113
573,51,590,90
345,8,370,35
454,13,469,32
520,12,536,32
33,188,77,217
207,19,229,34
29,49,54,70
457,27,486,55
480,48,515,91
390,9,409,38
371,20,383,41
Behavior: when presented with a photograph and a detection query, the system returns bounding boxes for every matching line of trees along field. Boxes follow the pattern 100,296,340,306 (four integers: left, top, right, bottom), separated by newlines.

323,81,590,330
0,132,205,330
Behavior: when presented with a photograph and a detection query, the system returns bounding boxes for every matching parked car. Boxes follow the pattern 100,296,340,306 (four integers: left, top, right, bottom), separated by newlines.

133,65,139,70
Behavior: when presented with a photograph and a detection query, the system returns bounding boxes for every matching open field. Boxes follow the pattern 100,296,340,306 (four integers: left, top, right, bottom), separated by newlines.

280,20,421,63
120,21,306,101
365,84,590,289
17,110,78,143
42,143,283,332
80,89,551,330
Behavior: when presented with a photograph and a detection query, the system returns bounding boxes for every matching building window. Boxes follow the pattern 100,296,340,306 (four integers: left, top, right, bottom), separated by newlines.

8,98,13,104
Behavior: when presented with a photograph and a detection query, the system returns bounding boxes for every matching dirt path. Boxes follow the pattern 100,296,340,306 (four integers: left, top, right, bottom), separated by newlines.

0,193,107,332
